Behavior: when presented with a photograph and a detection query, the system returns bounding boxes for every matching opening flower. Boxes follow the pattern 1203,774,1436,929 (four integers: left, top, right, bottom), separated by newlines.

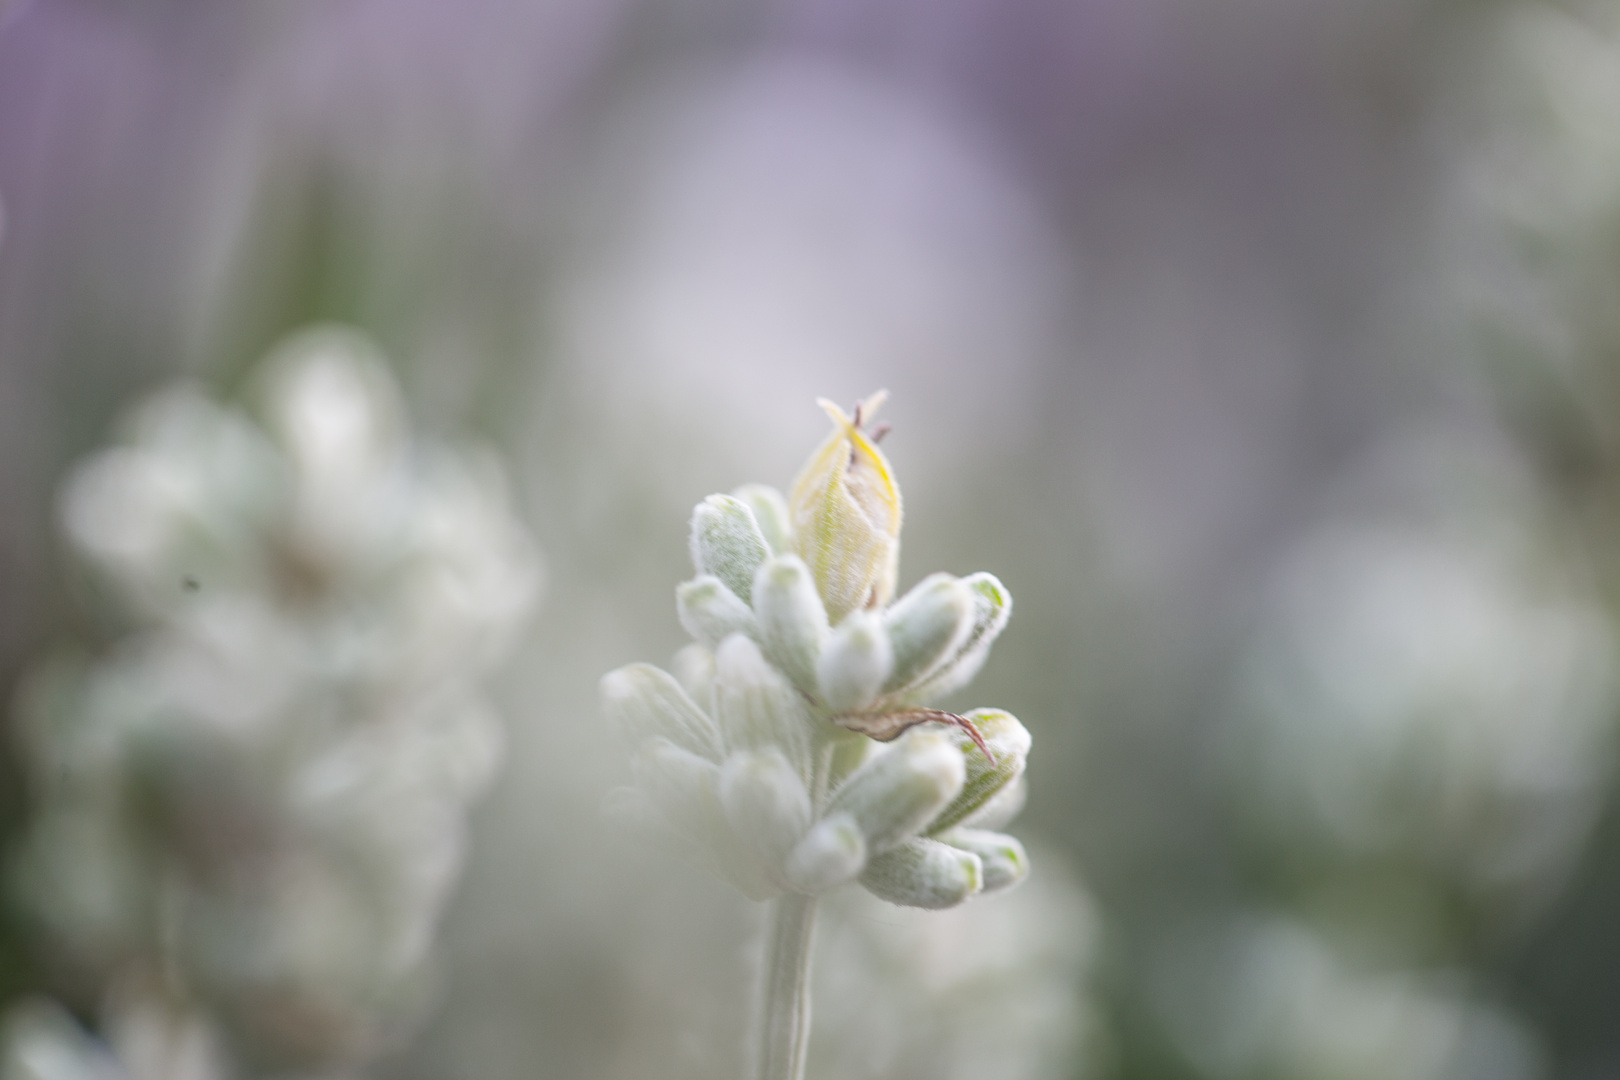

789,391,903,625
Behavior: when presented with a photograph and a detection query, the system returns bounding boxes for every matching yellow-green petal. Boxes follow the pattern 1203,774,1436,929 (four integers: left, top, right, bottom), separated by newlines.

787,393,902,624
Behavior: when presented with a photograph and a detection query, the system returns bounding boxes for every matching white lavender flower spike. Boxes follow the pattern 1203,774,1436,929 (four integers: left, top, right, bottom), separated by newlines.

601,392,1033,1080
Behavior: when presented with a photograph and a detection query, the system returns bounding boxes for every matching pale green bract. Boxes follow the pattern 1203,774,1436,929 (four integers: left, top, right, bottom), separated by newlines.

603,393,1028,910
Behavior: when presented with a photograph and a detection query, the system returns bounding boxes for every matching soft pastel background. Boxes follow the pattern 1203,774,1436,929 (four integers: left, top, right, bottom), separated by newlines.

5,0,1620,1078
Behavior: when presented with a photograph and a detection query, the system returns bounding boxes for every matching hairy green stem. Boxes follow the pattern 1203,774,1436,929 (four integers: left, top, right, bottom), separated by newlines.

753,732,845,1080
755,891,818,1080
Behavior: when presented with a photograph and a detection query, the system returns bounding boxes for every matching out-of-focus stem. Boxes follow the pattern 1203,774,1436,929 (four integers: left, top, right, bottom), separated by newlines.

754,891,818,1080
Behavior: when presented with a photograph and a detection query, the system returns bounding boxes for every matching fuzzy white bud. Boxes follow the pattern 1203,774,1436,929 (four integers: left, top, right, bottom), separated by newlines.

825,731,965,855
670,643,716,707
732,484,794,557
882,574,974,695
785,813,868,894
937,828,1028,893
712,635,811,781
816,611,894,714
600,664,723,762
632,738,724,833
689,495,772,606
751,556,829,696
719,749,813,875
926,710,1031,835
905,571,1013,702
677,576,757,651
859,837,983,909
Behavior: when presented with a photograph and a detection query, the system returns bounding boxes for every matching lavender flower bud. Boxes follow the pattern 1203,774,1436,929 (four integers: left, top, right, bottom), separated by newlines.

859,837,983,910
752,556,829,696
788,394,902,624
690,494,772,606
677,575,757,650
926,710,1031,835
825,731,965,855
785,813,867,894
817,611,894,714
937,828,1028,893
881,574,975,695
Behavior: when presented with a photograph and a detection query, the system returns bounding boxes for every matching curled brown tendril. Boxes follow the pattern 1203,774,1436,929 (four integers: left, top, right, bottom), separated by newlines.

832,708,996,765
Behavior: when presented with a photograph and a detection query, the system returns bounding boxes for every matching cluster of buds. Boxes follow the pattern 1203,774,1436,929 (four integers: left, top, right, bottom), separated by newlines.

603,393,1030,909
6,328,539,1076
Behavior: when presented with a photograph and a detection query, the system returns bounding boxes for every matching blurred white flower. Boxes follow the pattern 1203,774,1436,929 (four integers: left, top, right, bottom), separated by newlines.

7,326,540,1076
1146,915,1544,1080
1228,429,1619,927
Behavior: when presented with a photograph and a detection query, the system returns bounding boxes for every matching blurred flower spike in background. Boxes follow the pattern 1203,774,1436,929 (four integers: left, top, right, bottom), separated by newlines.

3,327,540,1080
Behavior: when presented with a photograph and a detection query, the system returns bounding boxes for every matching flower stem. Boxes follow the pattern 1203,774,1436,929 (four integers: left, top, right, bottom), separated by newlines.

754,891,818,1080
